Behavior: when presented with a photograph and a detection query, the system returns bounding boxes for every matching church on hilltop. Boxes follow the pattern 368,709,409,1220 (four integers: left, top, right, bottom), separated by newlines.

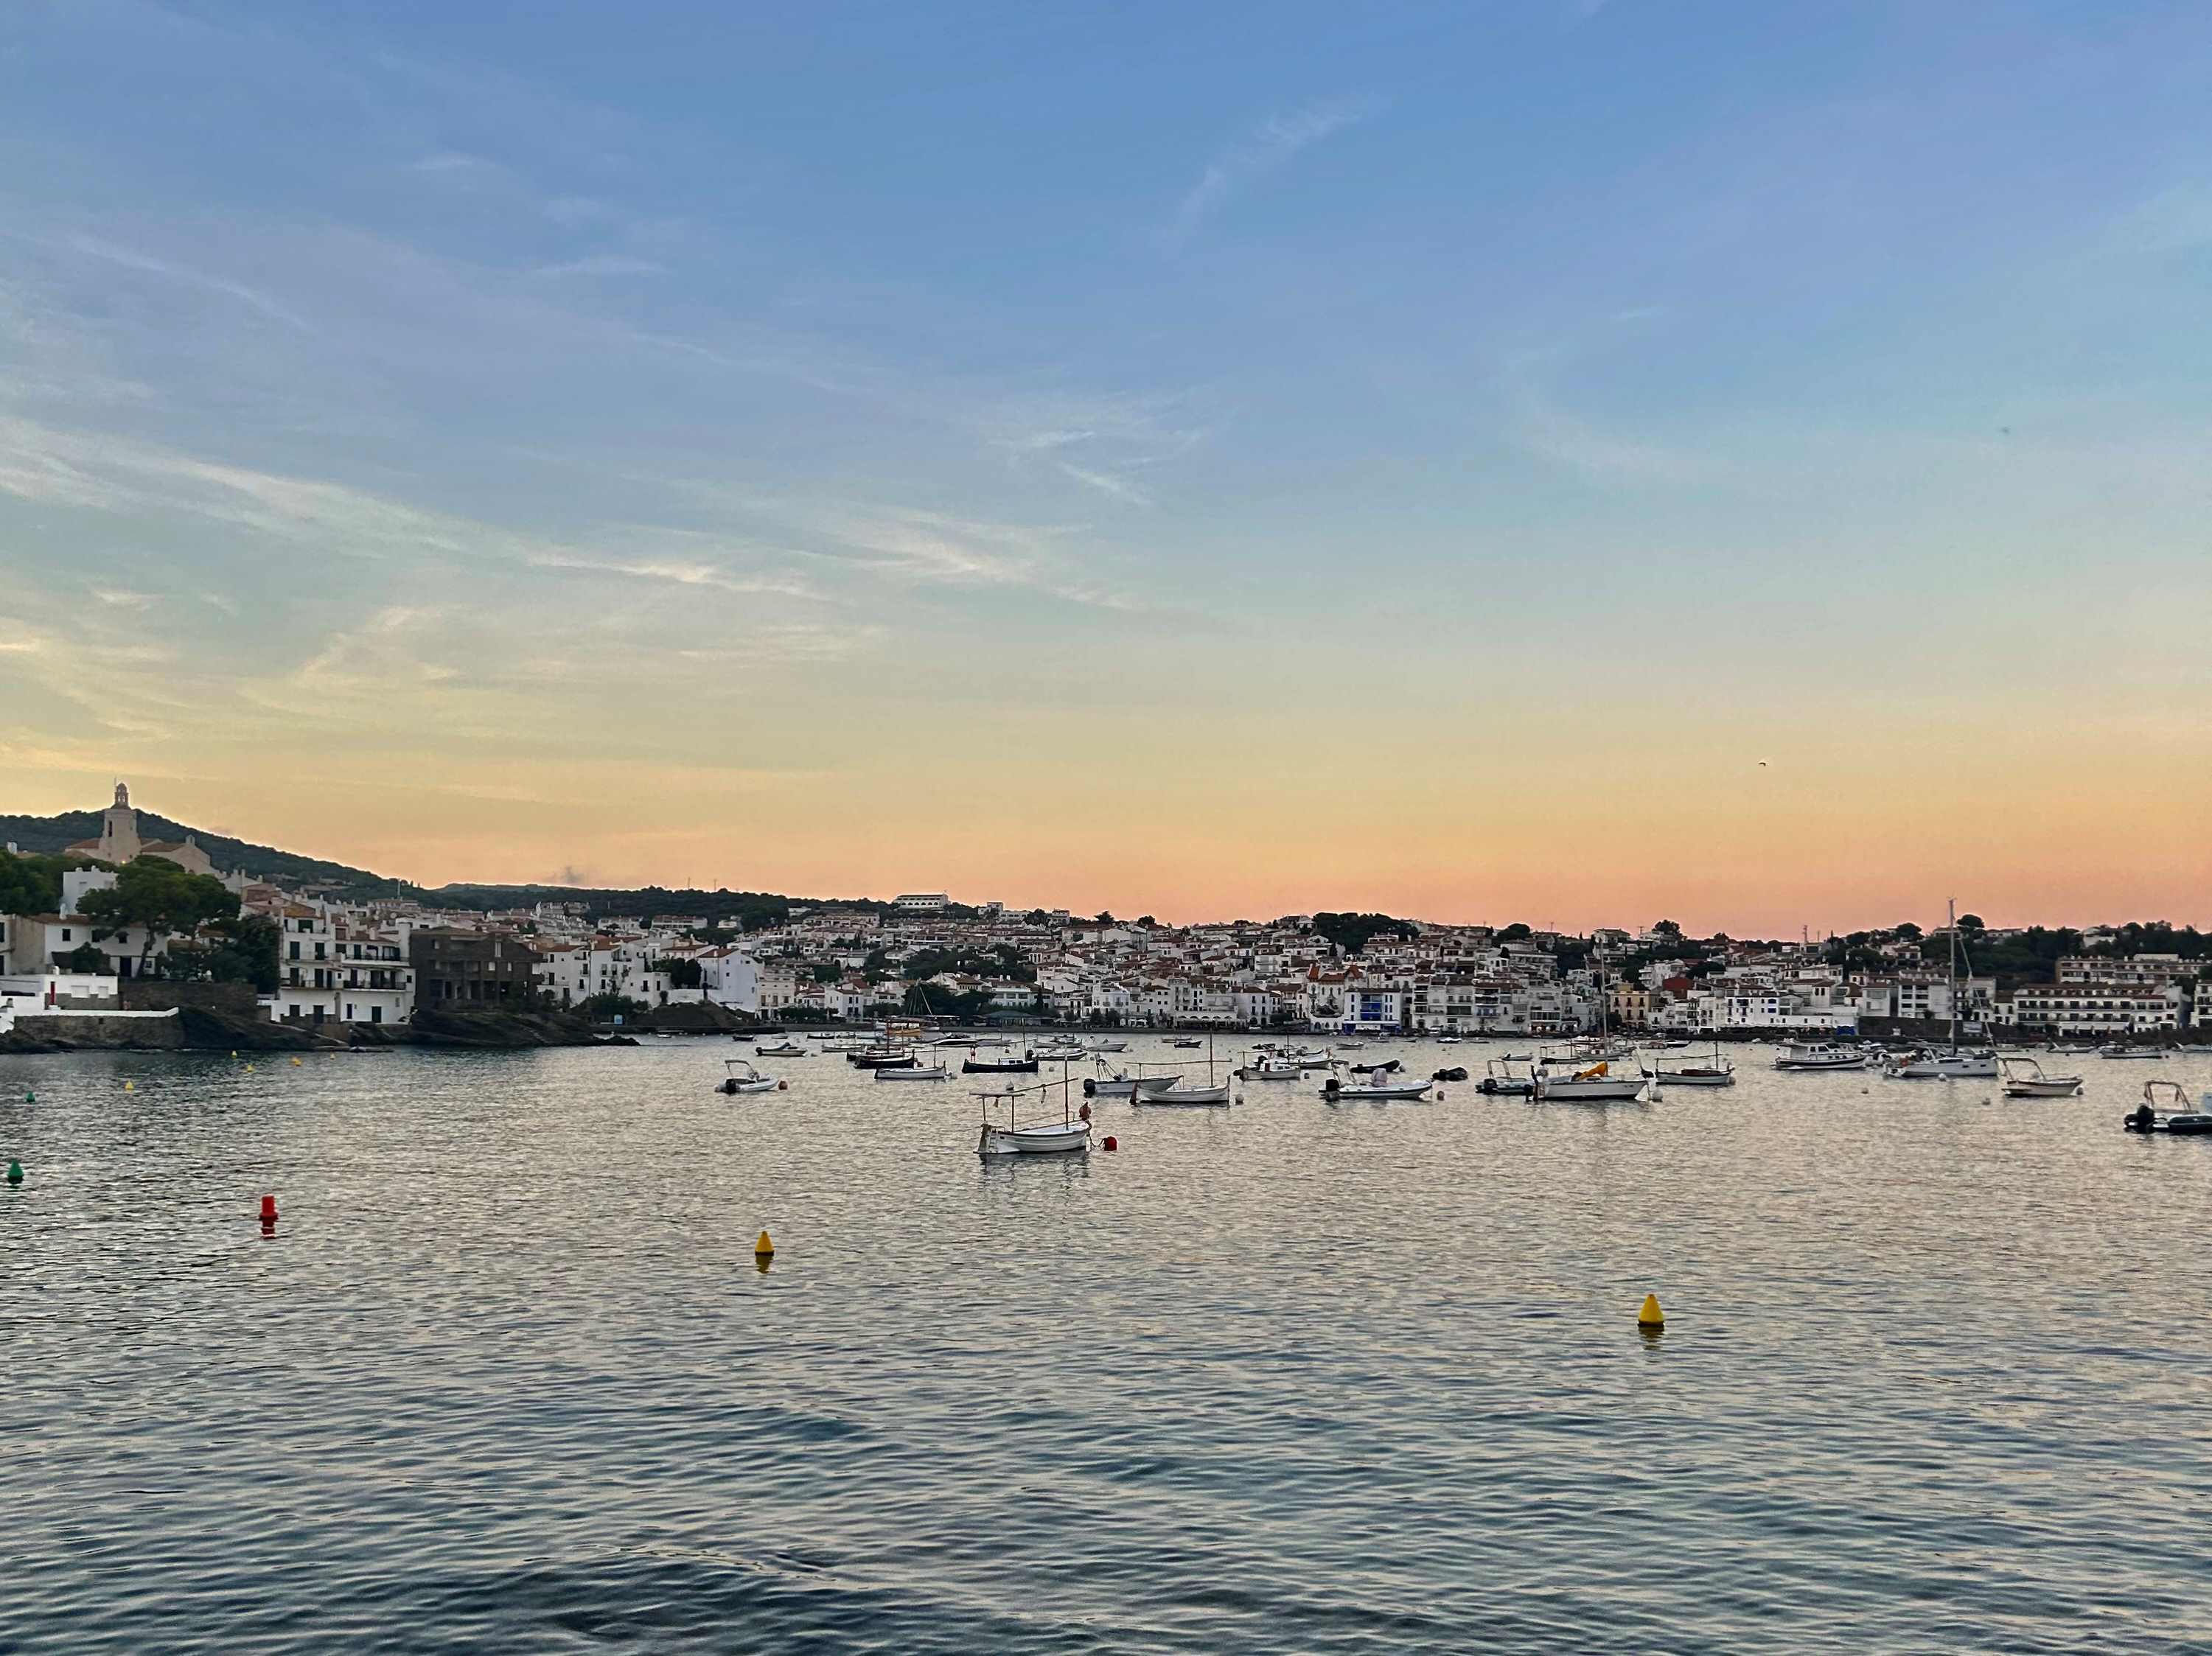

66,783,221,876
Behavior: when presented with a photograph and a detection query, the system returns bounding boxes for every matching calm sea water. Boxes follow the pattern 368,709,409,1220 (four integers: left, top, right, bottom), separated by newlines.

5,1036,2211,1653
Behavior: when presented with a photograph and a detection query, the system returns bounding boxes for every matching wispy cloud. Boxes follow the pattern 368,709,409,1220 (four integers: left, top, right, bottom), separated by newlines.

531,254,669,278
63,234,317,332
1169,97,1379,245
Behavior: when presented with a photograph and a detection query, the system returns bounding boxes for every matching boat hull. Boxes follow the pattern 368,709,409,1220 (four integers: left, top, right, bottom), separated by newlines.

875,1066,949,1081
2003,1079,2083,1097
1138,1083,1230,1105
978,1123,1091,1156
1538,1079,1645,1102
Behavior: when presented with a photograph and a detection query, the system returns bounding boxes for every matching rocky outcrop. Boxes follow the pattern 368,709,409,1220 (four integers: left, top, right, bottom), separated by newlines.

405,1005,616,1048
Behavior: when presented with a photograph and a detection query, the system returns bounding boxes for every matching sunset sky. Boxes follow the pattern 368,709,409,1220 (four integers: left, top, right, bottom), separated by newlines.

4,1,2208,932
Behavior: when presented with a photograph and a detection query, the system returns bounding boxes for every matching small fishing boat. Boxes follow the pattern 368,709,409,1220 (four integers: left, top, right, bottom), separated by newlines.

1322,1075,1434,1102
962,1053,1039,1074
848,1047,919,1069
976,1079,1092,1156
1084,1069,1182,1100
1349,1059,1403,1077
2125,1080,2212,1135
756,1040,806,1058
1640,1044,1736,1088
1033,1044,1086,1063
1140,1037,1232,1105
2001,1057,2083,1098
1773,1042,1869,1072
719,1060,781,1095
1436,1035,1462,1046
1432,1066,1470,1083
875,1063,949,1082
2051,1043,2098,1055
2101,1044,2166,1060
1237,1053,1303,1080
1171,1038,1204,1049
1088,1039,1129,1053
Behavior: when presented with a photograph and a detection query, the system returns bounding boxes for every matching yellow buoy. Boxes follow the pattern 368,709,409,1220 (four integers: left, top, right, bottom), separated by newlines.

291,1057,302,1066
123,1080,135,1091
245,1063,256,1073
1638,1293,1665,1330
754,1229,775,1260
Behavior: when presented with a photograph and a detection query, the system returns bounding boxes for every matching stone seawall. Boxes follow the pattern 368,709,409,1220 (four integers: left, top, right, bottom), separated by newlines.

7,1010,185,1050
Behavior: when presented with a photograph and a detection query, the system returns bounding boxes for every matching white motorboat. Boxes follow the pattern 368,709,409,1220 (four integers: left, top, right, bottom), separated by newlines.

1088,1039,1129,1053
1322,1076,1434,1102
756,1040,806,1058
2001,1057,2083,1098
1437,1035,1462,1046
976,1080,1093,1156
1773,1042,1869,1072
1171,1038,1204,1049
2101,1045,2166,1060
875,1063,949,1082
1888,1049,1999,1080
719,1060,781,1095
1238,1054,1303,1080
2051,1044,2098,1055
1033,1044,1087,1063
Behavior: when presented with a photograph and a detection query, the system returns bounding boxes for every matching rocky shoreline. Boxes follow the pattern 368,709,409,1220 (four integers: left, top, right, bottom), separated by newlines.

0,1004,638,1055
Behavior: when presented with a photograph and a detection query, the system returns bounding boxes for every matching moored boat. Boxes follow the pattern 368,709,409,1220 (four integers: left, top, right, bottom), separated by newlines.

1773,1042,1869,1072
2125,1080,2212,1135
2001,1057,2083,1098
976,1078,1093,1156
1322,1075,1434,1102
719,1059,781,1095
875,1063,949,1081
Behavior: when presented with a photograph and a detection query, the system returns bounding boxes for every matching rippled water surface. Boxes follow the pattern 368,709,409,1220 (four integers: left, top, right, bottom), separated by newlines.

6,1037,2212,1653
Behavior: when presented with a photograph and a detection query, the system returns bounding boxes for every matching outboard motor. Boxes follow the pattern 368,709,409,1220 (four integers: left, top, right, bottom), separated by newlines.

1322,1076,1342,1096
2125,1102,2157,1133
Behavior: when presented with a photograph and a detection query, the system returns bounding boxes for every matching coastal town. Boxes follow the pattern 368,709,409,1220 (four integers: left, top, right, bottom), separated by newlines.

1,785,2205,1047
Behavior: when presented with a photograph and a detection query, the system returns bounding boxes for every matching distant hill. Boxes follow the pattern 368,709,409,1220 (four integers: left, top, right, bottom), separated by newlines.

0,807,413,898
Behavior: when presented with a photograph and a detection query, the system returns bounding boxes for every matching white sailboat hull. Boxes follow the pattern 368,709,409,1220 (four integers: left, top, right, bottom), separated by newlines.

875,1065,949,1081
2003,1077,2083,1097
1139,1083,1230,1105
1538,1077,1645,1102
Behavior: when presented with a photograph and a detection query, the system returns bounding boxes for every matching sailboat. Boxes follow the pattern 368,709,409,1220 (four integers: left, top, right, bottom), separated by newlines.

1886,901,1998,1079
976,1076,1093,1156
1534,950,1646,1102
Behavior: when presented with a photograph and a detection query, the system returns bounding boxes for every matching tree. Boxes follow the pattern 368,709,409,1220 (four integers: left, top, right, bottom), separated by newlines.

1137,915,1157,928
809,962,841,985
1498,923,1533,943
1957,913,1986,932
1894,922,1923,941
651,957,704,988
164,915,281,993
580,992,646,1020
1095,912,1115,926
1311,912,1420,955
1653,919,1682,937
55,942,106,973
0,849,74,917
78,857,240,974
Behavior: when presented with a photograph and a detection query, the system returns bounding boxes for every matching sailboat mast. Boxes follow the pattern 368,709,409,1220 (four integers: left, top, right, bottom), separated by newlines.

1947,898,1959,1052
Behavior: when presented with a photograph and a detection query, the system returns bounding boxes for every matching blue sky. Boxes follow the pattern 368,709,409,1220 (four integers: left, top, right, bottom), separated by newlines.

2,1,2208,924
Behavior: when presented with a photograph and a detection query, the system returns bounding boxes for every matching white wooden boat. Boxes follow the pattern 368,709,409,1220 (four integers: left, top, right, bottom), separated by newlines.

976,1080,1092,1156
755,1040,806,1057
1138,1082,1231,1105
2101,1045,2166,1060
1086,1071,1182,1100
1033,1045,1087,1063
2001,1057,2082,1098
1171,1038,1204,1049
1322,1076,1434,1102
1640,1045,1736,1087
875,1063,949,1082
719,1060,780,1095
1238,1056,1303,1080
1088,1039,1129,1053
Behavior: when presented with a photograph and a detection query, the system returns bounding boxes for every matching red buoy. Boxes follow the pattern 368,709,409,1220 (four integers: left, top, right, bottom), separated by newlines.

1078,1103,1092,1122
1102,1135,1118,1151
259,1195,278,1223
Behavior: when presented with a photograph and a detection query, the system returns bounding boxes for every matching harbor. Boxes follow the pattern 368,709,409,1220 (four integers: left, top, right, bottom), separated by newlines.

7,1035,2212,1652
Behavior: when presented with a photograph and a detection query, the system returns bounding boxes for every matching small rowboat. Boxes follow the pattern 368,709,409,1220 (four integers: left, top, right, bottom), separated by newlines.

875,1063,949,1082
756,1040,806,1057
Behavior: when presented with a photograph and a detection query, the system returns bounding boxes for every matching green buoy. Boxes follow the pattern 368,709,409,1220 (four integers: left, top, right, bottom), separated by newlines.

6,1161,21,1186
